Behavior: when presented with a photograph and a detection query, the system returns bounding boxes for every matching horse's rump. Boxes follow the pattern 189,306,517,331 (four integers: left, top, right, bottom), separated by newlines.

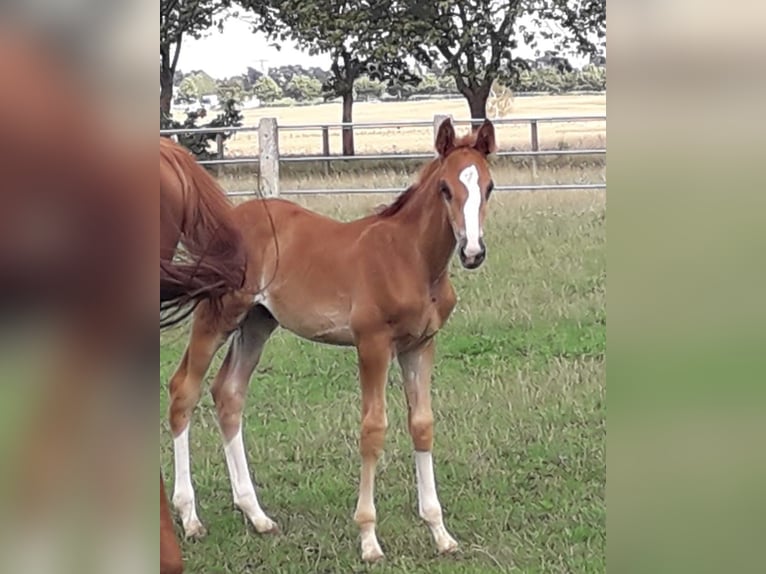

160,138,246,328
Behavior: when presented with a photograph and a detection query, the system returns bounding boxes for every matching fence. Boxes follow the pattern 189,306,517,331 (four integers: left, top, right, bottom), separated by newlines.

160,114,606,197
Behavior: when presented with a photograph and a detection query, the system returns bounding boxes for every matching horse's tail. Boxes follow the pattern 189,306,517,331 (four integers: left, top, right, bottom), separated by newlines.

160,137,246,328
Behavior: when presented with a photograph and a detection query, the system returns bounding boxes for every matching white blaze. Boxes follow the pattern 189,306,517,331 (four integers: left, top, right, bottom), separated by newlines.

458,165,482,256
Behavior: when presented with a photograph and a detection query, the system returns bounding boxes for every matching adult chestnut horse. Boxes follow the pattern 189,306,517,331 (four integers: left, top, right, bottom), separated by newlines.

167,118,497,561
160,136,247,574
160,136,247,327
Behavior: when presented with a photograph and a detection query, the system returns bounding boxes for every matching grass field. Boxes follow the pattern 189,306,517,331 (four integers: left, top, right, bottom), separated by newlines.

177,94,606,157
160,189,606,573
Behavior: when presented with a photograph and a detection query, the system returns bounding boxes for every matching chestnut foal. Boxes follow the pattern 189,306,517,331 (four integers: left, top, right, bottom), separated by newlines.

168,119,497,561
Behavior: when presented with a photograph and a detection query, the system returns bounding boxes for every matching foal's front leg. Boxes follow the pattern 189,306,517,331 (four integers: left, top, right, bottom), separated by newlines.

398,339,458,554
354,335,391,562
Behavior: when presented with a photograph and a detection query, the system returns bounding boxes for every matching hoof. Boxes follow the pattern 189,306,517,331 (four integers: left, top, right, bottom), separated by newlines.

183,521,207,540
253,517,280,535
438,539,459,555
361,540,384,562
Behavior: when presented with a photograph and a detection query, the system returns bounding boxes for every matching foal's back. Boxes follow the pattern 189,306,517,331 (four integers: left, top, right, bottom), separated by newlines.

234,198,415,282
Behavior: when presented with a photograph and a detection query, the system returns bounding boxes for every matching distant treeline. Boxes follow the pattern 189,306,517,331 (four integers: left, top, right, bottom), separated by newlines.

173,62,606,108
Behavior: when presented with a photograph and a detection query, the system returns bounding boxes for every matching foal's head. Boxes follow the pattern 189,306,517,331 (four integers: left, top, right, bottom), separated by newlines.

434,118,497,270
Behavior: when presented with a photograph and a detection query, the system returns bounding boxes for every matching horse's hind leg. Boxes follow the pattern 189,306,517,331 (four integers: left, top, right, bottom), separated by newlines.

398,339,458,554
168,301,230,538
211,305,279,534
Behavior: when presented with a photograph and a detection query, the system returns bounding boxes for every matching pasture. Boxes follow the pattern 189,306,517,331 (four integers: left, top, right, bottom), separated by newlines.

195,94,606,195
160,189,606,573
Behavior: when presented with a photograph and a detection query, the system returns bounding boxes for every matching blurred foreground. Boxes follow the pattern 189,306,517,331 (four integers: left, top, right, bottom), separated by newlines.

0,3,154,573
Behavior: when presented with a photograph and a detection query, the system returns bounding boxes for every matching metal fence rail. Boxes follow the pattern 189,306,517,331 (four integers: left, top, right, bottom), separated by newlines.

160,113,606,197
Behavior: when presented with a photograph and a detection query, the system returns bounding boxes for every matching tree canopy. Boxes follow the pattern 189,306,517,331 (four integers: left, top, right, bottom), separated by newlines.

390,0,605,119
239,0,418,155
160,0,232,113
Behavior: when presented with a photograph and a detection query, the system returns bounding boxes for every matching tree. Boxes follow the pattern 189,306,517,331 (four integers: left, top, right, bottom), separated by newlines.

177,76,199,104
244,67,264,91
283,75,323,101
437,74,458,95
252,76,283,103
392,0,605,122
414,73,440,96
355,76,385,101
241,0,418,155
161,99,243,162
160,0,231,114
186,70,218,96
217,79,246,104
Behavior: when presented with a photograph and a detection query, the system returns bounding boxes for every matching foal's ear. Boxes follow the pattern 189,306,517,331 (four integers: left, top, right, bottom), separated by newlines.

474,119,497,156
435,118,456,157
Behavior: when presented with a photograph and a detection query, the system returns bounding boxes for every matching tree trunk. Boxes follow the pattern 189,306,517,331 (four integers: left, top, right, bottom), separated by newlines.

160,66,173,115
160,39,181,116
341,89,355,156
461,82,492,129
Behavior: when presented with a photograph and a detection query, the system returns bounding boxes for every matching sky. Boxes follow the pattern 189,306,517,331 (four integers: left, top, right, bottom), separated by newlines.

177,18,329,78
178,14,592,80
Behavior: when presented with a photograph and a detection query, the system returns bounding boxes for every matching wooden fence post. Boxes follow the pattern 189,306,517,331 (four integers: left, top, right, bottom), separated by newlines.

321,125,330,176
215,132,224,178
433,114,453,155
259,117,279,197
530,119,539,180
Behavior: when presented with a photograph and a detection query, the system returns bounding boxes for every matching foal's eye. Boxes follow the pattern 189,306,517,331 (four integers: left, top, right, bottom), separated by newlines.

439,181,452,201
486,181,495,200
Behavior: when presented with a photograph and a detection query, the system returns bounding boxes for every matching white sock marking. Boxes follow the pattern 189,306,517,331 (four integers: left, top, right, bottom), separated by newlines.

415,451,441,521
173,425,204,535
459,164,483,257
415,450,458,553
223,426,275,532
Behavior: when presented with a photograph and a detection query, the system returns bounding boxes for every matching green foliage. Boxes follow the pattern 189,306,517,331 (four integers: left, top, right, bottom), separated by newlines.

388,1,605,117
217,79,246,103
240,1,419,110
160,99,243,161
176,76,199,104
354,75,386,101
252,76,283,103
283,74,323,101
516,65,606,93
176,70,217,102
438,74,458,94
160,1,233,111
414,73,439,95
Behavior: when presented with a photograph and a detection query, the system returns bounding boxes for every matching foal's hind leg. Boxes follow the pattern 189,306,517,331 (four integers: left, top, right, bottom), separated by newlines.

398,339,458,554
168,302,233,538
211,305,279,534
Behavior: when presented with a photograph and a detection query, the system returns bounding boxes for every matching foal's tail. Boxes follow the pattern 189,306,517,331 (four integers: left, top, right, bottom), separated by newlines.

160,137,246,328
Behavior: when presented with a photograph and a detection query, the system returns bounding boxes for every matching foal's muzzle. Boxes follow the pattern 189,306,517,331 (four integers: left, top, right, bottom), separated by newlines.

458,237,486,270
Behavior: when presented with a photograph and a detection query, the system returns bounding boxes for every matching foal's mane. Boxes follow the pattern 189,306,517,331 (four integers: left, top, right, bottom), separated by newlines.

376,131,478,218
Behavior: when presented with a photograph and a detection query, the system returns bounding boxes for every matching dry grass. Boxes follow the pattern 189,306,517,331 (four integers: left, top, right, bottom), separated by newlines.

219,156,606,195
192,94,606,157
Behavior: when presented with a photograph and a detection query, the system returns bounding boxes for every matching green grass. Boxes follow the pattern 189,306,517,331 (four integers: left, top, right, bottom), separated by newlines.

217,155,606,196
160,190,606,573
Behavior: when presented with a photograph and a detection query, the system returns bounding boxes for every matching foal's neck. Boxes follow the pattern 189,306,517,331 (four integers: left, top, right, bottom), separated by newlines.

393,178,456,283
